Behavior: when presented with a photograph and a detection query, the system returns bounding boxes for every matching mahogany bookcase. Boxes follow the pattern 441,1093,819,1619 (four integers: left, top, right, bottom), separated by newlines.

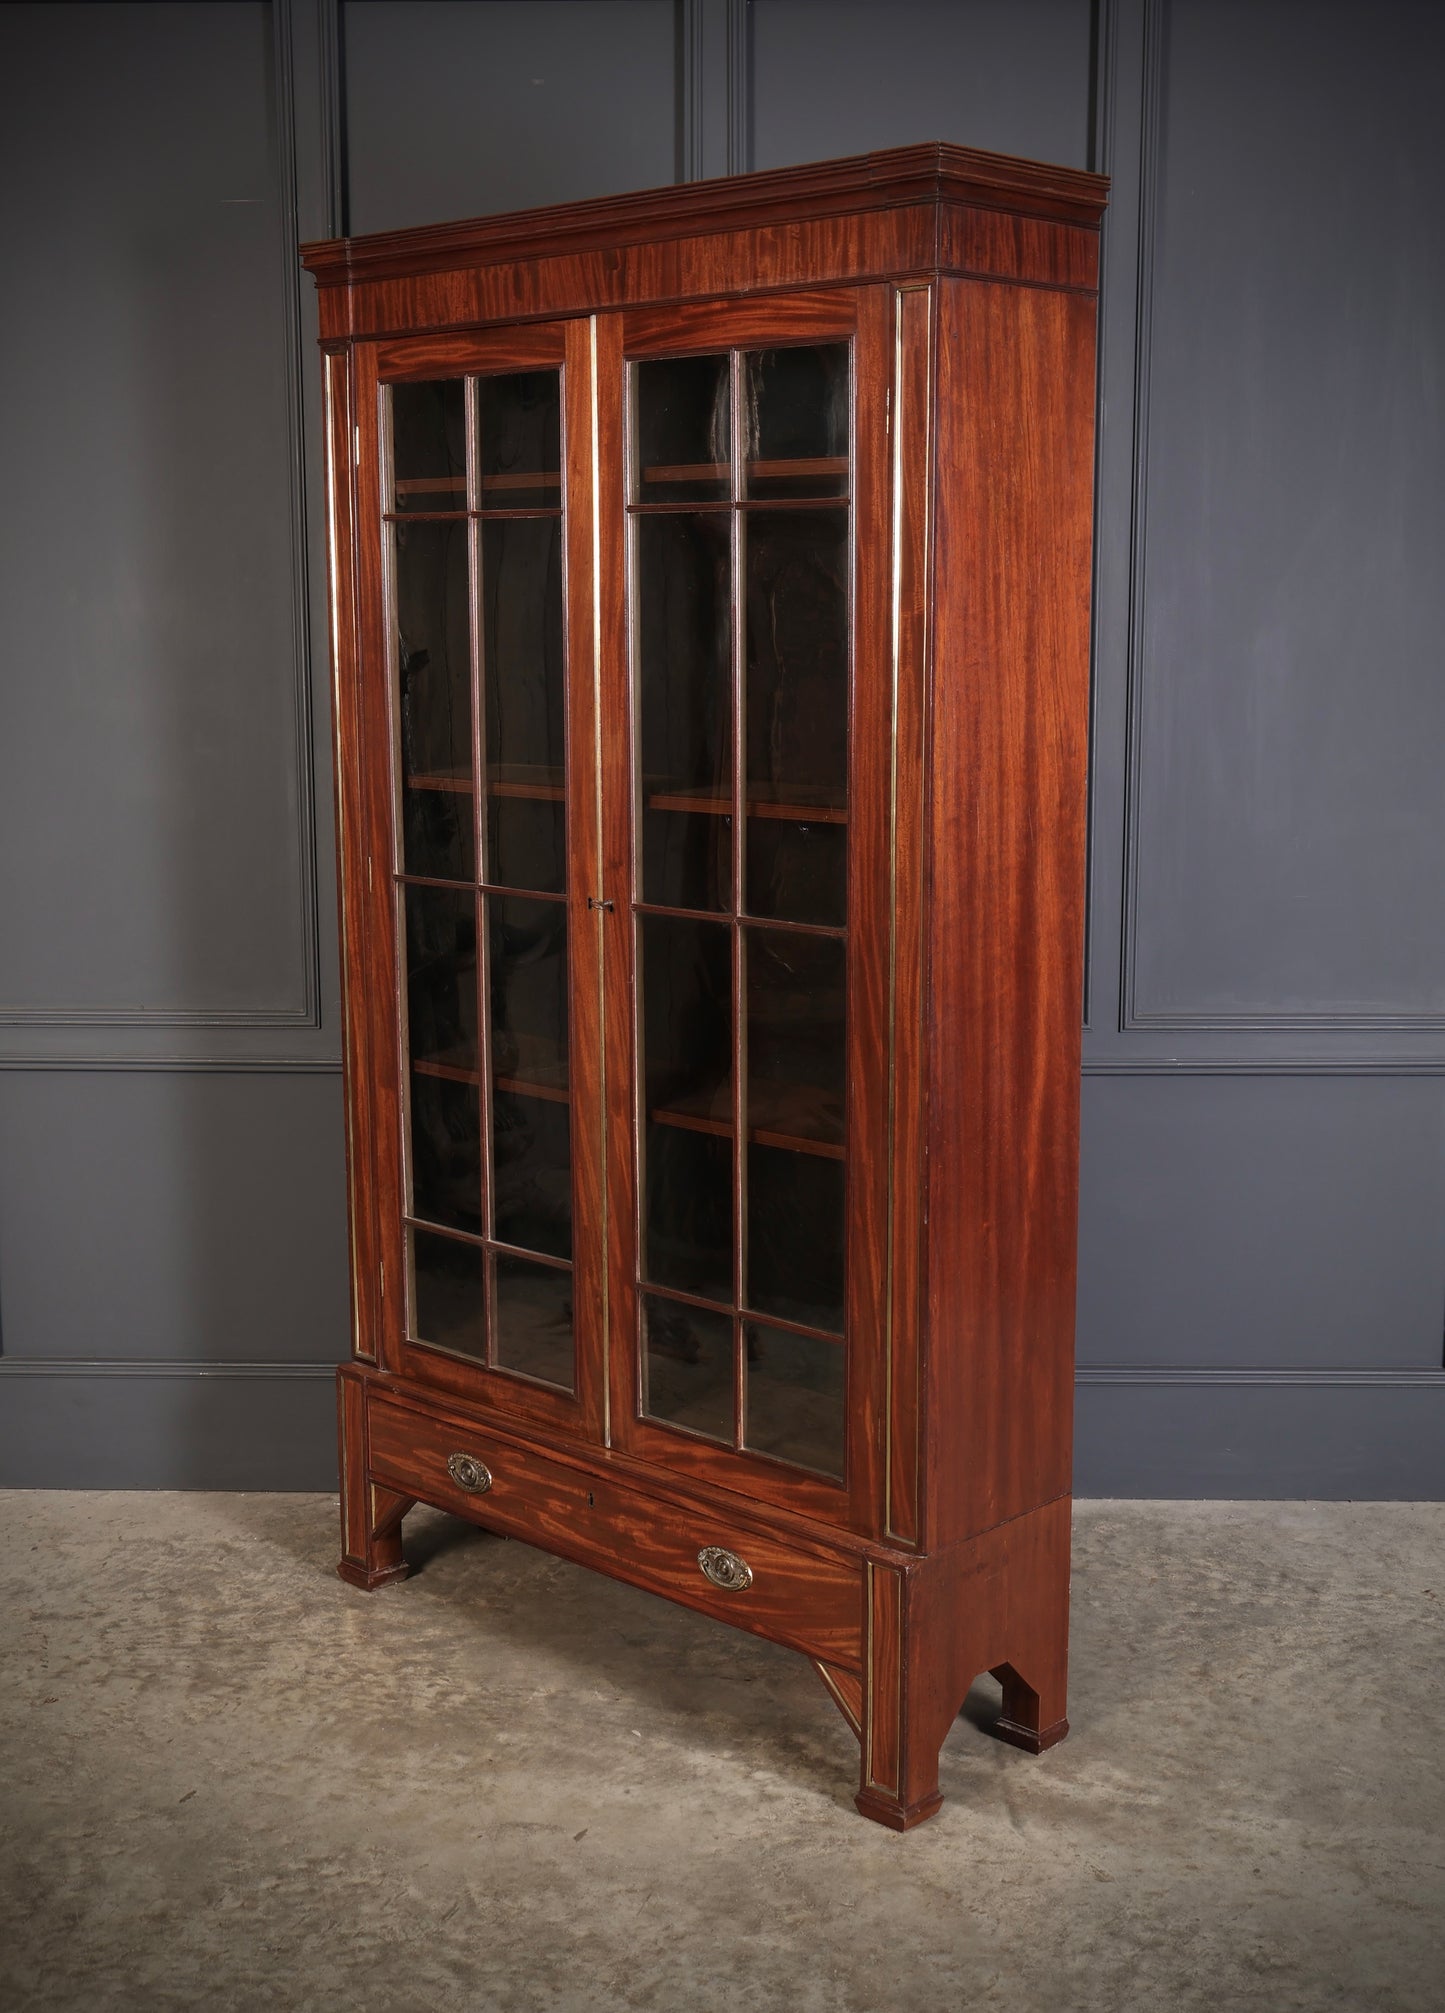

302,142,1107,1829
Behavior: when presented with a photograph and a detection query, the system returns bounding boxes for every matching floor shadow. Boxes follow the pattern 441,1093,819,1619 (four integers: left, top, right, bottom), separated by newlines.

959,1670,1005,1733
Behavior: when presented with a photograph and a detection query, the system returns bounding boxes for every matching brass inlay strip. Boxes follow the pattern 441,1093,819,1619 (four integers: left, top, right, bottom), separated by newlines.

589,315,611,1445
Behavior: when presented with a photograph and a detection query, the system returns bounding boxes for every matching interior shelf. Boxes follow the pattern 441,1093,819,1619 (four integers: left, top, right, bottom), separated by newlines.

646,784,846,825
406,764,565,802
489,764,565,802
479,470,561,493
407,769,473,794
413,1038,570,1105
393,473,560,499
395,476,466,497
640,455,849,485
651,1080,843,1160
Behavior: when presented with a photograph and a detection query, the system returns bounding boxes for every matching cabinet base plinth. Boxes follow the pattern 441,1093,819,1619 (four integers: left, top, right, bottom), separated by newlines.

853,1787,945,1832
335,1368,1075,1825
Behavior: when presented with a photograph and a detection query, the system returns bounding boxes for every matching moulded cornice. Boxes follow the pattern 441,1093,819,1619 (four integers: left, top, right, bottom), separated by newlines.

299,141,1109,288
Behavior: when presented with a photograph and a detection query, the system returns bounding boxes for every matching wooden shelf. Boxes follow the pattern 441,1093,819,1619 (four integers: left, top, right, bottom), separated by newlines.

646,785,846,825
490,763,564,803
413,1037,569,1105
408,770,473,794
640,456,848,485
406,765,565,802
651,1080,843,1160
393,473,560,498
479,470,560,493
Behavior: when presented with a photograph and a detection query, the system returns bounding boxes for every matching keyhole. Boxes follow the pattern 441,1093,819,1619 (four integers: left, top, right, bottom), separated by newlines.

586,1492,595,1507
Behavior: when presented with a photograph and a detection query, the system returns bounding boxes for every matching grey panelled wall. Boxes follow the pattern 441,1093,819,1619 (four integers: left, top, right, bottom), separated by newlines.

0,0,1440,1495
0,0,349,1487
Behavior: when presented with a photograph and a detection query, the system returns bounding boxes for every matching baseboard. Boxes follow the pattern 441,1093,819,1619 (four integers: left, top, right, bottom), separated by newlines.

0,1362,339,1489
2,1362,1442,1496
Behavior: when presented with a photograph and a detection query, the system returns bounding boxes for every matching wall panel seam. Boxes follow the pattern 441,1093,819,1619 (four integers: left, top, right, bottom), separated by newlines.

1079,1367,1445,1387
0,1361,340,1378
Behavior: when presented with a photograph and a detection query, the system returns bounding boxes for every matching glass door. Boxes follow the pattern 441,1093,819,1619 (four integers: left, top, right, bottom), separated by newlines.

359,323,603,1435
605,292,893,1529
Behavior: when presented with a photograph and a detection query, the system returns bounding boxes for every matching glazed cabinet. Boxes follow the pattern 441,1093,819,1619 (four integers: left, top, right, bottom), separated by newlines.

302,144,1107,1829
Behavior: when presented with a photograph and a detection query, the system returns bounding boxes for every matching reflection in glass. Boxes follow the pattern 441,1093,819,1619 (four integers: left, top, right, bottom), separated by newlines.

744,1320,845,1478
640,914,733,1302
488,895,570,1263
481,516,566,884
392,379,467,512
642,808,731,916
493,1252,574,1390
394,519,474,882
409,1070,481,1235
411,1228,486,1360
489,793,565,896
743,343,849,498
635,353,731,502
747,1144,845,1333
745,923,846,1333
745,816,846,930
642,1294,733,1445
477,370,561,507
405,883,477,1074
492,1087,571,1260
745,510,849,805
635,512,733,910
746,928,845,1151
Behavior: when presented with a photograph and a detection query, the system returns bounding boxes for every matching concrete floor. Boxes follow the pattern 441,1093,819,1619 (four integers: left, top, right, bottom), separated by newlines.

1,1495,1442,2013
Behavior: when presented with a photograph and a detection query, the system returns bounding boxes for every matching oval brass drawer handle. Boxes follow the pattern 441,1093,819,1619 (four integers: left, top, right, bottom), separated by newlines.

698,1545,753,1592
447,1452,493,1495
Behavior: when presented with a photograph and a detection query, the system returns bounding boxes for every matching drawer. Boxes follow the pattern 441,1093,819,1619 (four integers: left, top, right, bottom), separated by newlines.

367,1393,864,1673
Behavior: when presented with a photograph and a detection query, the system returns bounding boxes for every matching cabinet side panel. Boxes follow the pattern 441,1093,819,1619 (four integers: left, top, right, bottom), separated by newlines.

924,279,1097,1543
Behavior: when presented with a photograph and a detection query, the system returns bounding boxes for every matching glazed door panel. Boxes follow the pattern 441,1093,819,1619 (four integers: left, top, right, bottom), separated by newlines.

354,323,605,1438
601,289,896,1534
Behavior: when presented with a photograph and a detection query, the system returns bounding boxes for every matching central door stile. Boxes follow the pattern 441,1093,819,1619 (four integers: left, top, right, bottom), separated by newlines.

562,314,610,1447
593,309,637,1453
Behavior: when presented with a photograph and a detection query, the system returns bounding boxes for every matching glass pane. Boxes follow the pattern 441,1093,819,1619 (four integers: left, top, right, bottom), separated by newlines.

488,792,565,896
394,519,474,882
636,511,733,911
744,1321,845,1479
411,1228,486,1360
488,895,570,1261
477,370,561,508
744,509,848,923
746,928,844,1152
409,1070,481,1236
642,1294,734,1445
492,1086,571,1260
747,1145,845,1333
745,816,846,931
746,927,845,1332
481,517,566,882
634,353,730,503
391,379,467,512
405,883,477,1076
640,913,733,1302
742,344,849,499
493,1252,573,1390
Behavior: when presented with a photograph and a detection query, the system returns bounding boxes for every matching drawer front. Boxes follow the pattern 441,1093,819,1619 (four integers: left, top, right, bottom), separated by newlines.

367,1395,864,1672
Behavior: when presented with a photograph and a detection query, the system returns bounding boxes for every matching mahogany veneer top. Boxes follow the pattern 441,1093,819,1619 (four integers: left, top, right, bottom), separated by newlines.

299,141,1108,288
